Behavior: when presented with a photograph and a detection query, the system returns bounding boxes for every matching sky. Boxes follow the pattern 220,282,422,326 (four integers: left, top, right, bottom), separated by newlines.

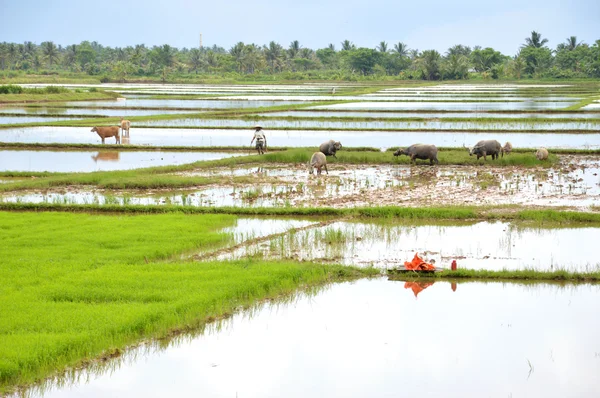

1,0,598,55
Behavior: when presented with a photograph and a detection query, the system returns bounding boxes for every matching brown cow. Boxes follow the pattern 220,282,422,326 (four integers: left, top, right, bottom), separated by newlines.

120,118,131,137
91,126,120,144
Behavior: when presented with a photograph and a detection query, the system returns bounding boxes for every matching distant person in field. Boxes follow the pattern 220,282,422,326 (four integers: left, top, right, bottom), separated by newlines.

250,125,267,155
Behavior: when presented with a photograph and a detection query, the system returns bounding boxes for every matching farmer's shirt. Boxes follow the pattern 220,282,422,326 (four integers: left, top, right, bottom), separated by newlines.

254,131,266,141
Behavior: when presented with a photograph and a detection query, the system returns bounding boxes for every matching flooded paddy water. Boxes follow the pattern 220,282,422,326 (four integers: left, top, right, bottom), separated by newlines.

3,158,599,210
139,117,600,131
209,217,600,272
21,279,600,398
266,110,600,119
0,150,243,172
0,107,200,117
312,101,577,111
1,126,599,149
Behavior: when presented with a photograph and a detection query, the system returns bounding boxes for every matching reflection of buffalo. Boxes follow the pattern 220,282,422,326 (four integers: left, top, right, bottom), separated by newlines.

91,152,120,162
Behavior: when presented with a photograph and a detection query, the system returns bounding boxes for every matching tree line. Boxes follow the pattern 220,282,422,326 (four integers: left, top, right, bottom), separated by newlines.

0,31,598,80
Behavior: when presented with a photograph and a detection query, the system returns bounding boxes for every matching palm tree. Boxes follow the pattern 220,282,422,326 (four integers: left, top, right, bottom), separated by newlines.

63,44,77,69
204,51,219,69
188,48,202,73
7,43,17,69
444,54,469,79
377,41,388,53
229,42,245,72
508,55,526,79
327,43,336,51
446,44,471,57
393,42,409,57
264,41,283,71
23,41,36,58
341,40,355,51
41,41,59,67
557,36,582,51
418,50,441,80
288,40,301,58
523,31,548,48
299,48,313,59
242,44,262,74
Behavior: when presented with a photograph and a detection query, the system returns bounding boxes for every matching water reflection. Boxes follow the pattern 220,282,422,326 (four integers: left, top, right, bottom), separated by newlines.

404,281,435,297
91,152,120,162
1,126,598,149
16,279,600,398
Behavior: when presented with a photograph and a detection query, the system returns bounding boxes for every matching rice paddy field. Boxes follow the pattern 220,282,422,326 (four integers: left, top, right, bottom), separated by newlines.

2,82,600,397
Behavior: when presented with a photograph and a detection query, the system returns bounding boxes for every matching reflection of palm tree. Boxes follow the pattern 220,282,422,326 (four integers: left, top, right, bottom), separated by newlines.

523,31,548,48
341,40,355,51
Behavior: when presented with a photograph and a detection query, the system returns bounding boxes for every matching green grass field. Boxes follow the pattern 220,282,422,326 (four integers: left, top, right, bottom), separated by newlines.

0,211,375,393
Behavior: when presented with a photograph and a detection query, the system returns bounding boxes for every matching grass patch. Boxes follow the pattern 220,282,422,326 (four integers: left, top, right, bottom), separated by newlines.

0,211,376,393
0,91,119,104
389,268,600,282
2,203,599,224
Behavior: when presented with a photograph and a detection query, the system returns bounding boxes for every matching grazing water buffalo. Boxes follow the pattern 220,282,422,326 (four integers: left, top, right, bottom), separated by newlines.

91,126,120,144
120,118,131,137
536,147,549,161
502,142,513,155
393,144,439,165
469,140,502,160
319,140,342,158
308,152,328,175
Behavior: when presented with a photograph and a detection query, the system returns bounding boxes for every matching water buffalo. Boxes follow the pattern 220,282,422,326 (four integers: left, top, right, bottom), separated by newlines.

502,142,513,155
319,140,342,158
536,147,549,161
393,144,439,165
91,126,120,144
308,152,328,175
468,140,502,160
394,144,440,166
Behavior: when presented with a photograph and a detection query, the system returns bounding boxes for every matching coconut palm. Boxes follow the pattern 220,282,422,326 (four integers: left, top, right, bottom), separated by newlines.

444,54,469,79
341,40,355,51
557,36,582,51
264,41,284,71
508,54,526,79
23,41,36,58
188,48,202,73
523,31,548,48
6,43,17,69
446,44,471,57
393,42,409,57
327,43,336,51
41,41,59,67
229,42,246,72
63,45,77,69
242,44,262,73
288,40,301,58
377,41,388,53
417,50,441,80
299,48,314,59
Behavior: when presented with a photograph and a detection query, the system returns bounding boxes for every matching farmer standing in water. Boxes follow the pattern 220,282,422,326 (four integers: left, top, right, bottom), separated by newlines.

250,124,267,155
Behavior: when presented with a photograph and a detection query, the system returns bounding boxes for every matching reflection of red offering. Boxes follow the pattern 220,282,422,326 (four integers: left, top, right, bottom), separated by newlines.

451,282,457,292
404,252,436,271
404,281,434,297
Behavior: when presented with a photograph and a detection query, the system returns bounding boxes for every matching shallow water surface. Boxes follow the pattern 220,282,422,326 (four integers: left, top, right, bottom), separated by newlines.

60,99,303,109
26,279,600,398
0,107,200,117
313,101,576,111
1,127,598,149
266,110,600,119
215,219,600,272
0,150,242,172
